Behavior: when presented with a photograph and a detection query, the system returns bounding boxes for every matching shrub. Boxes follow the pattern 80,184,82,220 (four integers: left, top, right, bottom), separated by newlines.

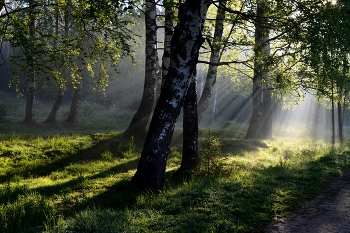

197,130,225,176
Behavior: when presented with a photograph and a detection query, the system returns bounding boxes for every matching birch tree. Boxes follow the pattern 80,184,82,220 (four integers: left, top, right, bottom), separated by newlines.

198,0,227,122
161,0,174,83
132,0,210,190
123,0,157,139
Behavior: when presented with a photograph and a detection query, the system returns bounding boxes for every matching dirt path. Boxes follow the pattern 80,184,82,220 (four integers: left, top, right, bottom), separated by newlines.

265,173,350,233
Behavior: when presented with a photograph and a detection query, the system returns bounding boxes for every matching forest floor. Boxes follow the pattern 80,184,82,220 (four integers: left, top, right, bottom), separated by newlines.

265,172,350,233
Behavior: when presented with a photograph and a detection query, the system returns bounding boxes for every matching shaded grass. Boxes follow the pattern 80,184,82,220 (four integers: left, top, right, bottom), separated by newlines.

0,125,350,232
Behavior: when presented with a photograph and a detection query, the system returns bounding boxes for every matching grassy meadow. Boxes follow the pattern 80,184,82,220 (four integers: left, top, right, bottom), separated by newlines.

0,120,350,233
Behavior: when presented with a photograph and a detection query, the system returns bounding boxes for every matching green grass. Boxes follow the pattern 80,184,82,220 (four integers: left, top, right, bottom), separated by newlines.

0,124,350,232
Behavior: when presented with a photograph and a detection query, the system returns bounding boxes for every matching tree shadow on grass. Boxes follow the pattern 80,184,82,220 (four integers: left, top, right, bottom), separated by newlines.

0,133,139,182
2,133,350,232
221,138,269,155
0,156,141,208
131,149,350,232
0,132,145,216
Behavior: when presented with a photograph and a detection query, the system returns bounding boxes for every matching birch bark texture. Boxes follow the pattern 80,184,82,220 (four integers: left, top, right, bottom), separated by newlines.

123,0,157,139
161,0,174,83
132,0,209,190
198,0,226,123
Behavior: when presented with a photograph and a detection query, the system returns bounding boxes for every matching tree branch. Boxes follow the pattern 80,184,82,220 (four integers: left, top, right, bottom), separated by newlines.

197,60,249,66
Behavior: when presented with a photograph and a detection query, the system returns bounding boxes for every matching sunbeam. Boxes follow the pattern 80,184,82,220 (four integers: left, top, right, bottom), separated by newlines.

274,94,333,140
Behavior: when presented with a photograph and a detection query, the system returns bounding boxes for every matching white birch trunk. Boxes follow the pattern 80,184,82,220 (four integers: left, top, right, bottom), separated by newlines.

123,0,157,139
197,0,226,123
132,0,209,190
161,0,174,83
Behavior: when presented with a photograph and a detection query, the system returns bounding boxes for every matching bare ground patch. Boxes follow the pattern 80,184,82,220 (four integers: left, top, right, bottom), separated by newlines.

265,173,350,233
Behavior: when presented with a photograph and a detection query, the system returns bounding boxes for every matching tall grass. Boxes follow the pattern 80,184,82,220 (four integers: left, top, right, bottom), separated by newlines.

0,183,54,233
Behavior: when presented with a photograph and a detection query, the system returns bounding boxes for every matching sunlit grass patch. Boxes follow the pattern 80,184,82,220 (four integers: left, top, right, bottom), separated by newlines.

0,131,350,232
167,146,182,170
0,133,121,181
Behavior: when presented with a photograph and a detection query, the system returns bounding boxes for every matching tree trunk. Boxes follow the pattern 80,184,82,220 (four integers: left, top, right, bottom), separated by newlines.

24,0,36,124
341,91,347,142
161,0,174,83
331,78,335,144
66,82,82,124
197,0,226,122
246,0,271,139
338,99,343,143
24,78,35,123
45,89,64,123
246,77,263,138
335,86,344,143
132,0,209,190
259,87,273,138
66,52,83,124
45,4,64,124
123,0,157,140
180,73,199,175
155,52,162,101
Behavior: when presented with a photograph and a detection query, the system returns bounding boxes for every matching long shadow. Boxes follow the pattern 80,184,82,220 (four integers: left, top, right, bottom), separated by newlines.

0,157,140,206
220,138,269,155
3,124,349,231
81,177,140,212
26,148,347,232
34,158,139,194
2,132,349,232
155,150,350,232
0,128,265,182
0,133,136,182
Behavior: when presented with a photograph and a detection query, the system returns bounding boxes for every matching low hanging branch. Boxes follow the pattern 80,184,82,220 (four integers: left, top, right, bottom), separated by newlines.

197,59,250,66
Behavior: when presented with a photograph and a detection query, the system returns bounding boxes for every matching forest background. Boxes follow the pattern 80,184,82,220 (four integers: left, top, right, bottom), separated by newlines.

1,0,350,232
